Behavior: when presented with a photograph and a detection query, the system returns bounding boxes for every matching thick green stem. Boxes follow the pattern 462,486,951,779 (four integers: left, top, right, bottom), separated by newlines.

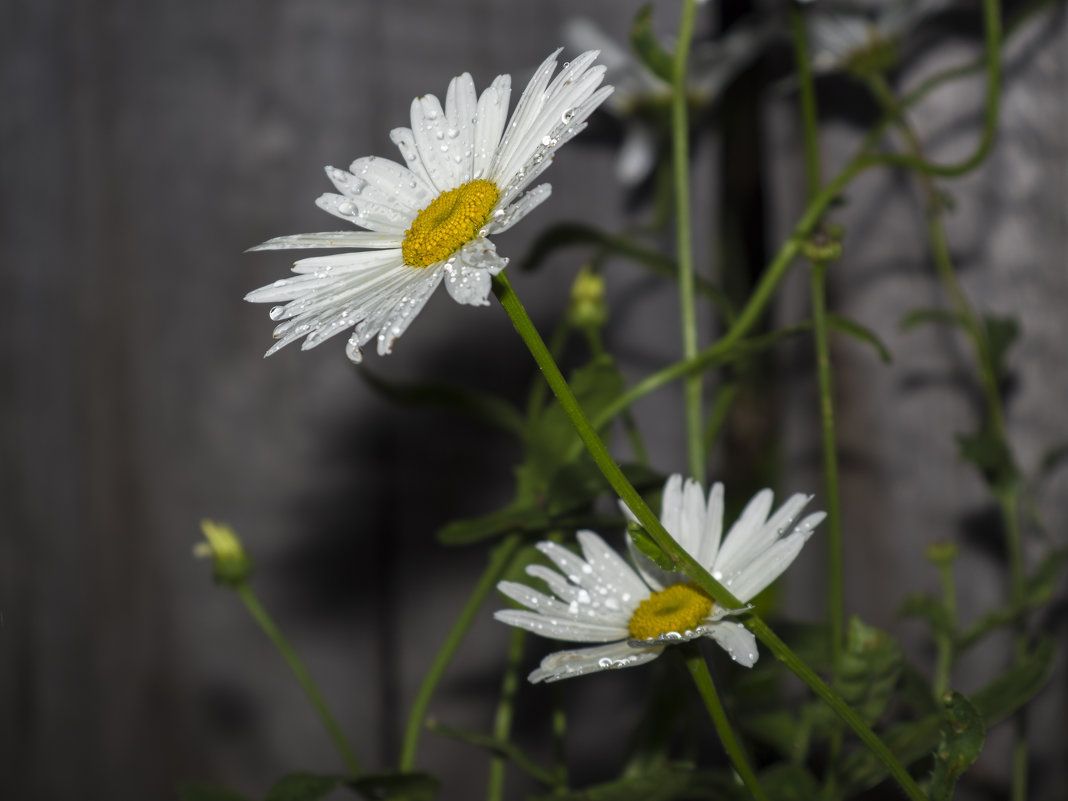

236,584,362,775
682,645,768,801
487,628,526,801
672,0,705,483
399,534,523,771
492,272,927,801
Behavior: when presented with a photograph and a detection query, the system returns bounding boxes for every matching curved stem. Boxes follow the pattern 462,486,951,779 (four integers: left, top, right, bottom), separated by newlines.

236,584,362,775
672,0,705,483
492,272,927,801
681,645,768,801
399,534,523,771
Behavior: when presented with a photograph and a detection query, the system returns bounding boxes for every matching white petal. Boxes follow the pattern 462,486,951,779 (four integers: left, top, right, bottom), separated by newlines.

444,72,478,181
678,477,707,560
315,192,409,234
722,529,813,602
346,156,435,215
576,531,650,604
472,75,510,180
490,48,562,184
482,184,551,236
375,266,444,356
528,641,663,683
712,488,774,571
443,260,489,306
660,474,685,548
616,123,658,186
699,482,725,567
524,564,633,626
248,232,402,251
410,93,463,192
390,127,437,189
704,621,759,667
493,609,625,642
536,539,650,612
717,492,813,576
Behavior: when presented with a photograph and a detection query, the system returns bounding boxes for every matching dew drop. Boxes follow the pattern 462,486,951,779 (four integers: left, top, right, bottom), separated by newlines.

434,129,445,140
337,200,356,216
268,305,285,320
439,144,448,153
446,127,459,138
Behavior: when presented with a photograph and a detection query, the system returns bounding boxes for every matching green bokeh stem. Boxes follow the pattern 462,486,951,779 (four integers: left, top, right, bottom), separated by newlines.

487,627,526,801
235,583,362,776
399,533,523,771
681,645,768,801
492,271,927,801
672,0,705,483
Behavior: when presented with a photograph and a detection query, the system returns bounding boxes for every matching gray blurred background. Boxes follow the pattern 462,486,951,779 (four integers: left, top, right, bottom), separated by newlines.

2,1,1066,799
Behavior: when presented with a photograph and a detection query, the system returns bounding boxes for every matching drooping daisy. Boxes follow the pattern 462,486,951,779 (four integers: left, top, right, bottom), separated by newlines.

246,50,612,363
806,0,952,78
494,474,824,682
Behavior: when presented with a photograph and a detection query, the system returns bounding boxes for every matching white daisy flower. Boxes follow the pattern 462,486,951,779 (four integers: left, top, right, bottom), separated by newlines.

806,0,952,77
246,50,613,363
494,474,824,683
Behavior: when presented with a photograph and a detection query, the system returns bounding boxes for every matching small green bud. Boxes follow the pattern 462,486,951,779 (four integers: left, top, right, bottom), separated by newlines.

566,267,608,330
925,541,960,567
627,520,675,571
802,227,844,264
196,520,253,586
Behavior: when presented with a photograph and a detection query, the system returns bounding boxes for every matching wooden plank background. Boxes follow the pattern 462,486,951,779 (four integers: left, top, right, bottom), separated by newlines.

2,1,1065,799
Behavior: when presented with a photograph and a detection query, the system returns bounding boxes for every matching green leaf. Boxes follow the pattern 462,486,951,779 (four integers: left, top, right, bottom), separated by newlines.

348,771,440,801
176,784,253,801
759,764,820,801
928,692,985,801
983,313,1019,383
533,763,744,801
264,773,347,801
836,617,903,725
897,592,954,640
628,521,675,570
738,709,802,759
899,307,967,331
838,638,1054,796
358,367,525,438
629,6,674,83
436,503,548,546
970,637,1055,724
956,425,1019,495
827,314,893,363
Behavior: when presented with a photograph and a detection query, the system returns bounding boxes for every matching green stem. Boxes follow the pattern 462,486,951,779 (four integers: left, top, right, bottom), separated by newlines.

551,684,568,789
933,558,958,698
702,381,739,455
492,272,927,801
235,584,362,775
672,0,704,483
487,628,526,801
399,534,523,771
682,645,768,801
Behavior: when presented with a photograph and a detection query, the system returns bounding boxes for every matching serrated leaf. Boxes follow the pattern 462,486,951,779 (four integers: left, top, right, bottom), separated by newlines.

628,521,676,570
899,307,967,331
176,784,253,801
629,5,674,83
827,314,893,363
956,425,1019,495
928,692,985,801
983,313,1019,383
348,771,440,801
836,617,903,725
838,638,1053,796
897,592,954,640
358,368,525,438
264,773,347,801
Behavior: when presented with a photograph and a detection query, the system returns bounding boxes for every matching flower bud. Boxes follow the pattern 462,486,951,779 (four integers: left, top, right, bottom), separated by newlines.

567,267,608,330
196,520,253,587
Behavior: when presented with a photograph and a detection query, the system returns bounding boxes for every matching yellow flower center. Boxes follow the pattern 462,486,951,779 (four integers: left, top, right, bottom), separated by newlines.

401,179,500,268
628,582,714,640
